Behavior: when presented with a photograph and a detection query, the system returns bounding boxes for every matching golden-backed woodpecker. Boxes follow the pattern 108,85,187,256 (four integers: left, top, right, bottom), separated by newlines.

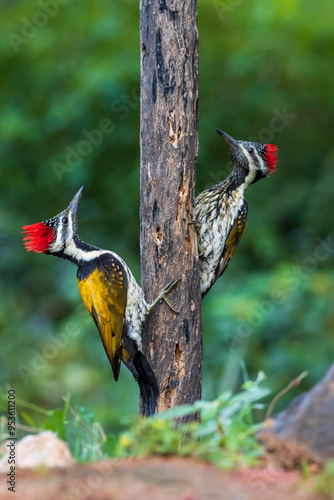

22,187,179,416
195,129,278,297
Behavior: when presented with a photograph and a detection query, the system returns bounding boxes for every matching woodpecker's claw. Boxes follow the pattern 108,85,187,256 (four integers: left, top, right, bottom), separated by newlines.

162,278,181,295
159,278,181,313
188,219,202,231
160,296,179,313
157,278,181,313
147,278,181,315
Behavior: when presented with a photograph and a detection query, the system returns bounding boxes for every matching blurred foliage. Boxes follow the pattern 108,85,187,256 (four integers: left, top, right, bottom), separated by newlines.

315,460,334,498
0,374,270,468
0,391,112,462
0,0,334,434
118,372,269,468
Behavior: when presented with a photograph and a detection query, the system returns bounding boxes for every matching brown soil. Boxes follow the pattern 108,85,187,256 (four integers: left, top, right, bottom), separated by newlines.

0,455,328,500
259,432,323,472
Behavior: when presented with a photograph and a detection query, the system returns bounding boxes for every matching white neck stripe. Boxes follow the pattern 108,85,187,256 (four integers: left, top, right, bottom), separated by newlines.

64,241,105,261
239,144,257,186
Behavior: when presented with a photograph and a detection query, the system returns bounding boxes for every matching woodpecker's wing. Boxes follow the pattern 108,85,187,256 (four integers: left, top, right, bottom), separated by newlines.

215,200,248,282
77,254,127,381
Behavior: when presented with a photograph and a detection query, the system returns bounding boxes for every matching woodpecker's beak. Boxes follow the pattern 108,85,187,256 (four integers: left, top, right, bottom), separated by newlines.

69,186,84,217
216,129,239,152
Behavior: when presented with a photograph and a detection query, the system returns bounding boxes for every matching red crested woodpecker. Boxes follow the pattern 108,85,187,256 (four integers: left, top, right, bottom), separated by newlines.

22,187,179,416
195,129,278,297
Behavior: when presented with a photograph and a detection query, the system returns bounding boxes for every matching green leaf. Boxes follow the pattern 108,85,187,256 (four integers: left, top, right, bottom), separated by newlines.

20,412,37,428
43,409,66,441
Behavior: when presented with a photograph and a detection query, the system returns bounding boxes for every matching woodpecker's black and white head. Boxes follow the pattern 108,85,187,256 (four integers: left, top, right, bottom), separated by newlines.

217,129,278,186
22,186,85,261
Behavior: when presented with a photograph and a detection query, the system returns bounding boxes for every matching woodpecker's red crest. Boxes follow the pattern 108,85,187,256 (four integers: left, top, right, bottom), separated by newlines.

264,144,278,173
22,222,55,253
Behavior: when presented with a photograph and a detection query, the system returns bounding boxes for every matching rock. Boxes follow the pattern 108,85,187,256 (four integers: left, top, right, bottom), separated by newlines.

0,431,75,471
260,364,334,460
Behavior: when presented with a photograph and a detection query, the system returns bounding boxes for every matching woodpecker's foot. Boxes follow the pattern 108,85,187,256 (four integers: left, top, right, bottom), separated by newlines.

147,278,181,314
188,219,202,232
159,279,181,313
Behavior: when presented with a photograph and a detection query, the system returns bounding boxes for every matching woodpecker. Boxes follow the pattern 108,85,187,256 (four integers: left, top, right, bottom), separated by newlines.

195,129,278,297
22,187,179,416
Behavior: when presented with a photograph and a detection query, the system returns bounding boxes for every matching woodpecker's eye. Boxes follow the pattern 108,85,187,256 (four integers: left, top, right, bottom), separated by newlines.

62,217,68,224
248,147,254,154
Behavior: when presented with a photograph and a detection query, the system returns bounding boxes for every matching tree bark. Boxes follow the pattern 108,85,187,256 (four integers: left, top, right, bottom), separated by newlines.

139,0,202,419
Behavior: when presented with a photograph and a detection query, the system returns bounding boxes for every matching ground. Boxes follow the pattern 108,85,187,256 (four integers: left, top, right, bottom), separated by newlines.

0,455,329,500
2,367,334,499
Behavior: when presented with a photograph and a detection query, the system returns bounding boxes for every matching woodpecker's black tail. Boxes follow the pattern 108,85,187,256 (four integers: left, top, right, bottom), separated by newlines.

122,336,159,417
132,351,159,417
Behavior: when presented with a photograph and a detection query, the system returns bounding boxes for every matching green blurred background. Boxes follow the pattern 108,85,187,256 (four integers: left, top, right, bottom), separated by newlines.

1,0,333,433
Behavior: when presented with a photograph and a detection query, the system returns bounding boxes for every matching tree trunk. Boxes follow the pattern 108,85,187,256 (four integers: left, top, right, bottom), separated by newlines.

139,0,202,419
